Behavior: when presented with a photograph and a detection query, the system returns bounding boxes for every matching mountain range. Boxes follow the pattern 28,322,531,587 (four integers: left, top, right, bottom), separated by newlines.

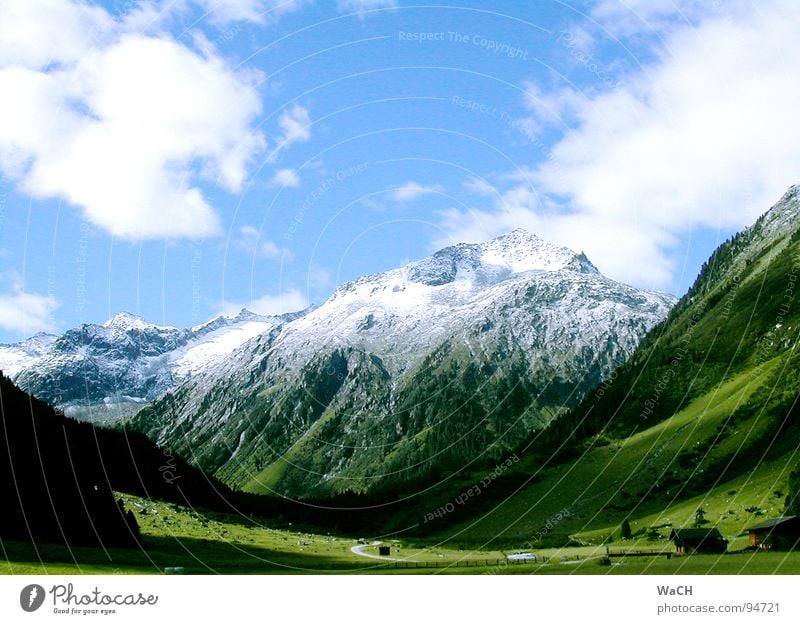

128,230,675,498
0,308,303,422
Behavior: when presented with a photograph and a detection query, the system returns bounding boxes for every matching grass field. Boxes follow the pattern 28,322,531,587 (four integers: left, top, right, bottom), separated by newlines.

3,491,800,574
0,493,510,575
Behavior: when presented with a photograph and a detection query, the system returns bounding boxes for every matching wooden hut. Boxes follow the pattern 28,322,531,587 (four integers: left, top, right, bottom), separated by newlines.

669,528,727,554
745,516,800,551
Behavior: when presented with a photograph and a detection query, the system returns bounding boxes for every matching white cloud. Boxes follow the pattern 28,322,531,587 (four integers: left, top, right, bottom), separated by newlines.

0,0,266,240
270,167,301,187
337,0,397,14
438,1,800,289
235,225,293,260
462,177,498,197
539,2,800,230
0,286,59,335
277,103,312,144
522,81,584,133
0,0,113,69
221,287,308,316
267,103,311,162
196,0,308,25
589,0,751,38
389,181,444,203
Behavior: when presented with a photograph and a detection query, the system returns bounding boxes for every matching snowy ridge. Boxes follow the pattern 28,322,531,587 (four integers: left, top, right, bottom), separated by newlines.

0,307,307,414
272,229,662,376
102,311,172,332
332,229,596,298
0,333,57,376
173,317,281,378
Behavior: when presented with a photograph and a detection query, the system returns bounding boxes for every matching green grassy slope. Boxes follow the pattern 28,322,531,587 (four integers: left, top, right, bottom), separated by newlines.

420,358,793,545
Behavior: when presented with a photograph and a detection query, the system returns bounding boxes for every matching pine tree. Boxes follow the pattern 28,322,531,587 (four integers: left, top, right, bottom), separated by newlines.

694,508,708,527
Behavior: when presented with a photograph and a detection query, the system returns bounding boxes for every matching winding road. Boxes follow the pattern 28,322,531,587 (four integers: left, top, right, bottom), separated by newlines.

350,541,413,562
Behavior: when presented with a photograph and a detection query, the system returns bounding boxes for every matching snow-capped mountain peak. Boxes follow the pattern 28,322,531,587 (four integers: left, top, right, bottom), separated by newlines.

474,228,596,274
225,308,267,323
757,182,800,242
334,229,597,298
408,229,598,287
191,308,263,334
407,229,592,286
102,311,173,332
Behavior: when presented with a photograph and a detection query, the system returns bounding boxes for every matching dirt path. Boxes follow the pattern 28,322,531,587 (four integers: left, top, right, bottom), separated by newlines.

349,541,414,562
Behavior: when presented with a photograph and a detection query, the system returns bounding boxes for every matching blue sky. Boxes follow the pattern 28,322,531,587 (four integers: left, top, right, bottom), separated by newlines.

0,0,799,340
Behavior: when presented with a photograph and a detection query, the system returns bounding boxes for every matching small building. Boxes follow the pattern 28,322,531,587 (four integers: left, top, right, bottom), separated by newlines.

745,516,800,551
669,528,727,554
378,546,391,556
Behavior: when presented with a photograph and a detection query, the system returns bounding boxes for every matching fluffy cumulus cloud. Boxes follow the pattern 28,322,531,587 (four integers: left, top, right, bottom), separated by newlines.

0,0,267,240
438,0,800,289
220,288,308,316
589,0,754,37
270,168,301,188
0,283,59,334
539,1,800,252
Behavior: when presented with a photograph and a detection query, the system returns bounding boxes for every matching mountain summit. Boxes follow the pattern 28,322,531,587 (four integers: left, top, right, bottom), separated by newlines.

400,229,597,287
336,229,596,296
102,311,163,332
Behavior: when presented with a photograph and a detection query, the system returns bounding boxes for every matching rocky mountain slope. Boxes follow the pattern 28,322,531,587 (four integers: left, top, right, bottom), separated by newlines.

130,230,675,498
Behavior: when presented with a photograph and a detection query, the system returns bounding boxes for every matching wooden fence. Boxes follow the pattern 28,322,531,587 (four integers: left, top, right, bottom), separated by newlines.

309,556,549,571
382,557,548,570
607,549,673,558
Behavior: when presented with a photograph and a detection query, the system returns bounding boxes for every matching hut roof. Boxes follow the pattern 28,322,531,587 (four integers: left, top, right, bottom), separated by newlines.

670,528,724,540
745,516,799,532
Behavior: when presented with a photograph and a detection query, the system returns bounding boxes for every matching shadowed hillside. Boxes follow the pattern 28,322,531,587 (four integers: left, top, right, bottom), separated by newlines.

0,372,140,547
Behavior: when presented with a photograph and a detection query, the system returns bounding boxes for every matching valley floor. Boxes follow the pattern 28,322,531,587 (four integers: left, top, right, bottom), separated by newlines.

2,493,800,575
